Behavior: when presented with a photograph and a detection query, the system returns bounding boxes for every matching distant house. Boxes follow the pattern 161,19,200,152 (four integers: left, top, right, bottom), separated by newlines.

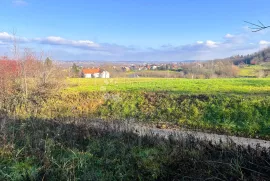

82,68,110,78
100,71,110,78
82,68,100,78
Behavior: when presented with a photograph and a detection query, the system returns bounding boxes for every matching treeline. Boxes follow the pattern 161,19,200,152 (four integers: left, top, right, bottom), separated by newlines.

175,47,270,78
235,48,270,65
180,61,239,78
225,47,270,65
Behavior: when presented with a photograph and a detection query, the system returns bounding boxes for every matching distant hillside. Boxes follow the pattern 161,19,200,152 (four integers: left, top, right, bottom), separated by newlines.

218,47,270,77
227,47,270,66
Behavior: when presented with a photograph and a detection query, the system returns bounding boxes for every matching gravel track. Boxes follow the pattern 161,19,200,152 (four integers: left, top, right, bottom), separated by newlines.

86,119,270,149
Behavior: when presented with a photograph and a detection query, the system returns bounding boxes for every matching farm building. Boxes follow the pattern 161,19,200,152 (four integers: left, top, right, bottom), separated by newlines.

100,71,110,78
82,68,110,78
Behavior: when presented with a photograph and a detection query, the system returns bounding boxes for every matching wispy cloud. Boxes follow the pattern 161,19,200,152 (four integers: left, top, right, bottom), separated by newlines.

259,40,270,45
0,32,14,41
205,40,220,48
225,34,233,38
33,36,135,54
34,36,100,49
0,31,264,61
139,33,259,61
259,40,270,49
12,0,28,6
0,32,28,43
163,40,220,53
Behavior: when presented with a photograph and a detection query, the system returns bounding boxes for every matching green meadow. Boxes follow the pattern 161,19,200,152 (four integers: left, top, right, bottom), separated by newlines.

25,78,263,139
239,65,266,77
65,78,270,94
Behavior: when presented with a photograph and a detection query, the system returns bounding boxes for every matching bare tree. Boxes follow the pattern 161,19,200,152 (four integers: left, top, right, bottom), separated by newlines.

245,21,270,32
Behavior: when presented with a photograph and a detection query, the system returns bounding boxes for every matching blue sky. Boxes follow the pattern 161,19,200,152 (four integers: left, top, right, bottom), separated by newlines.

1,0,270,61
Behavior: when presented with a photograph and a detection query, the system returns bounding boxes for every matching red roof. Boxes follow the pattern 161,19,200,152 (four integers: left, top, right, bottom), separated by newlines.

82,68,100,74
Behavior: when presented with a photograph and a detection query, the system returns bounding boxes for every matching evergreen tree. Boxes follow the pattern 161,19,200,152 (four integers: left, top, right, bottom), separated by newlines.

71,63,80,77
45,57,53,68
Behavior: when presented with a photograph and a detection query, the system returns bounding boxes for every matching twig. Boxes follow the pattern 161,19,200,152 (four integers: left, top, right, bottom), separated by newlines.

244,21,270,32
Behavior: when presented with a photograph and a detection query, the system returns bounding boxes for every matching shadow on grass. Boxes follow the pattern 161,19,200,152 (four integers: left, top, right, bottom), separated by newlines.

0,117,270,180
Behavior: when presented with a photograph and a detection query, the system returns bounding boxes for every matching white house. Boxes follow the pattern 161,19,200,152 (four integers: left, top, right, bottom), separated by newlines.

82,68,110,78
82,68,100,78
100,71,110,78
93,72,100,78
84,74,92,78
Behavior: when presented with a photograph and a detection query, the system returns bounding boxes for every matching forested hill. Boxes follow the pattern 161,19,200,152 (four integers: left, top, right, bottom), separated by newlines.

224,47,270,66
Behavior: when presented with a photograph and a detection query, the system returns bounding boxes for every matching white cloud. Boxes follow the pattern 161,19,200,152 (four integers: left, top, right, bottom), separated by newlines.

36,36,100,49
191,40,220,48
223,33,247,45
34,36,135,55
0,30,264,61
0,32,28,43
12,0,28,6
259,40,270,45
225,34,234,38
0,32,14,41
205,40,219,48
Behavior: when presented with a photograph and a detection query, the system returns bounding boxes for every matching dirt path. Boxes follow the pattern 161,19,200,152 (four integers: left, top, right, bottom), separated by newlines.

85,119,270,149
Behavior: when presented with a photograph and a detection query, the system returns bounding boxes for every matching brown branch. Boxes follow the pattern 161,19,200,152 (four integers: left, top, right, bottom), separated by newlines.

244,21,270,32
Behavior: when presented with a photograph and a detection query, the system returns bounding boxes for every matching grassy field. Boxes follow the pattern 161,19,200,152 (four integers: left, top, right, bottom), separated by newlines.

2,78,270,180
239,65,266,77
65,78,270,94
2,77,268,138
57,78,270,138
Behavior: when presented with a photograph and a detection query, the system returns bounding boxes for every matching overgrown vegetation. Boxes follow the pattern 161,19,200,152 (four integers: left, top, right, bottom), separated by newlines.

0,119,269,180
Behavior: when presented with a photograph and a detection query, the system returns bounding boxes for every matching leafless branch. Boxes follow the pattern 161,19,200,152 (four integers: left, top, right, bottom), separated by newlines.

244,21,270,32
